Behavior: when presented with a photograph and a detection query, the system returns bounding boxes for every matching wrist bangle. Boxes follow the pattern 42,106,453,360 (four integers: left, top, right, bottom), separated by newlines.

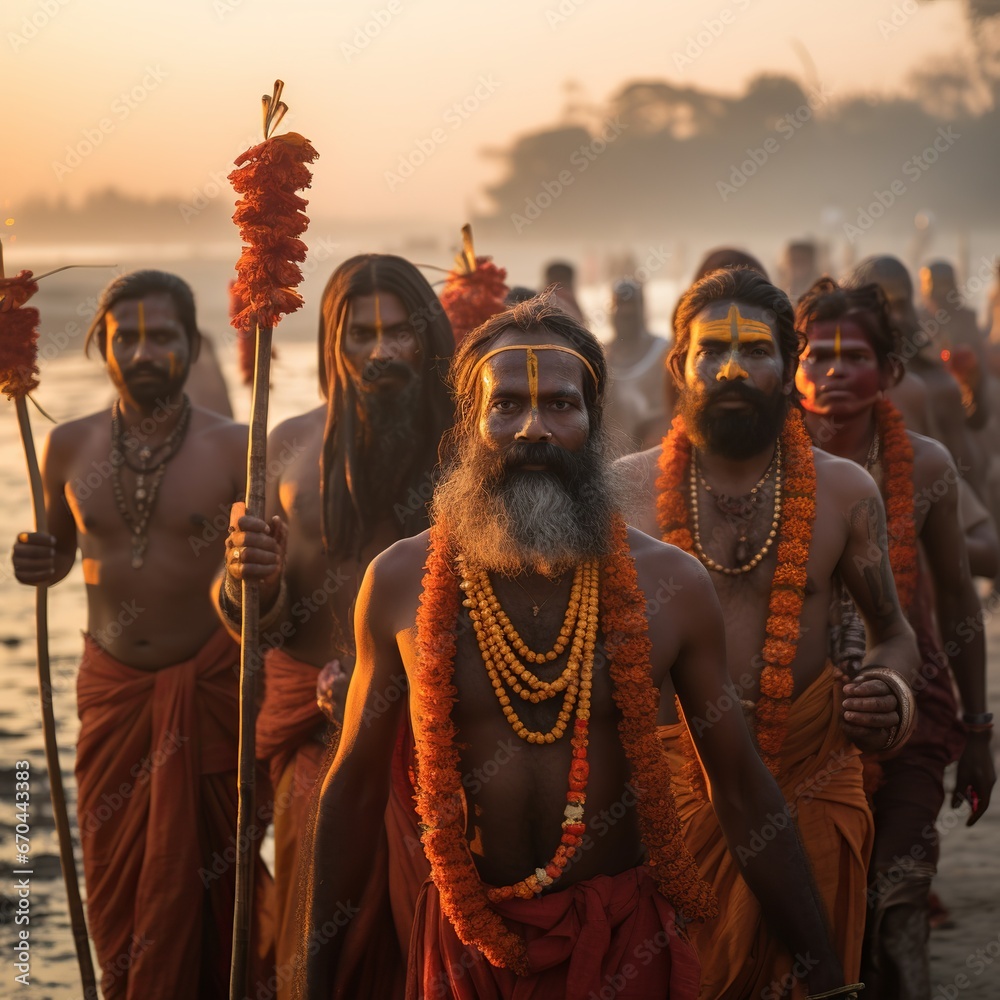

858,667,916,751
962,711,993,725
963,721,994,735
807,984,865,999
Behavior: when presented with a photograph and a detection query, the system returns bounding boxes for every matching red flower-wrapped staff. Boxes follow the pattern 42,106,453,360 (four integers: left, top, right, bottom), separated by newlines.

440,224,508,345
226,80,318,1000
0,246,98,999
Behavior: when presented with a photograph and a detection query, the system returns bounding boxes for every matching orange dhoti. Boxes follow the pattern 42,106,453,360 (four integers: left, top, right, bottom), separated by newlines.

75,628,274,999
660,666,873,1000
256,647,331,998
406,867,701,1000
257,648,430,999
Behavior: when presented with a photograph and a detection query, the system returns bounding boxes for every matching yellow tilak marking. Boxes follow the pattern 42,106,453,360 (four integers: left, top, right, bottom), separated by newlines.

167,351,177,379
137,300,146,349
701,304,771,381
834,324,842,362
526,347,539,418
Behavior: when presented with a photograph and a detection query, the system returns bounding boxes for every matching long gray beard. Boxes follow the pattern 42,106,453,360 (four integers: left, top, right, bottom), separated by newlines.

431,436,625,575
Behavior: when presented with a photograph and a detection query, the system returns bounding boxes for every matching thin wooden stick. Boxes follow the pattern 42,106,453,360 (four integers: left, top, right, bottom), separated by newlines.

14,396,98,999
229,320,273,1000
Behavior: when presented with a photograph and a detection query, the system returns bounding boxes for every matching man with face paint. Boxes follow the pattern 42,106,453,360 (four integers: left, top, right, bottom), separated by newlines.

10,270,274,998
616,267,920,999
300,294,858,1000
795,277,994,1000
218,253,454,998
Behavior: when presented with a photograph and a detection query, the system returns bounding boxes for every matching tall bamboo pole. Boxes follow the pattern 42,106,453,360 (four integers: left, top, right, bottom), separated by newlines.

229,320,272,1000
3,243,97,998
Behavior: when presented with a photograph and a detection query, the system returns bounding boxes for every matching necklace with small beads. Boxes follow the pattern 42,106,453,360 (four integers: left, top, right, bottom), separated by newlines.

689,442,783,575
456,553,597,901
110,395,192,569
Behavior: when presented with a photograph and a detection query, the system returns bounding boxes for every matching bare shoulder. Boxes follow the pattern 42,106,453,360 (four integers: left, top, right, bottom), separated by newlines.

189,404,248,441
364,530,432,633
907,429,955,483
43,410,109,473
813,447,880,512
268,405,325,450
627,525,717,619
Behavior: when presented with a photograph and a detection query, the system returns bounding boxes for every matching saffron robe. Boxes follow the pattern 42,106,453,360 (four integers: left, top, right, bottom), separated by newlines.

406,867,701,1000
256,647,330,999
75,628,273,999
660,666,873,1000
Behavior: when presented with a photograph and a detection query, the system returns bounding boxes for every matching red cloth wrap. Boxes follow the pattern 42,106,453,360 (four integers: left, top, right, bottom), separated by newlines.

406,866,700,1000
75,628,273,999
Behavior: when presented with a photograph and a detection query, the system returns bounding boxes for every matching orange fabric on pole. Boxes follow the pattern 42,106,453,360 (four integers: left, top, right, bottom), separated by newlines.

660,666,873,1000
406,867,700,1000
75,628,274,999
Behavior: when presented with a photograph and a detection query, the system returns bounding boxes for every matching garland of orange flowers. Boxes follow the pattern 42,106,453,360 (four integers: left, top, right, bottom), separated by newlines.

0,269,41,400
657,408,817,777
413,517,716,972
874,398,918,614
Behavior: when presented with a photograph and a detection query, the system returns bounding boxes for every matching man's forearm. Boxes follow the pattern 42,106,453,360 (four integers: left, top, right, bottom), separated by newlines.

301,771,386,998
940,586,988,716
862,625,919,686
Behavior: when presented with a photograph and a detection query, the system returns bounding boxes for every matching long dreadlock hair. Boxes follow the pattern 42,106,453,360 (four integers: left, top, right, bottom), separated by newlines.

318,254,454,558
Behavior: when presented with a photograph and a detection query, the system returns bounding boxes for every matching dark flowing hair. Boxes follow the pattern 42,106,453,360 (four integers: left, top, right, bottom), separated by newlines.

318,254,454,558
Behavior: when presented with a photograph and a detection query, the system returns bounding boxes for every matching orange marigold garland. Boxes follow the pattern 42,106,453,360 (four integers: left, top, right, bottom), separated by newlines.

228,83,319,337
0,269,41,400
414,525,529,973
440,224,508,345
657,409,817,777
601,516,718,920
875,398,917,613
413,518,716,973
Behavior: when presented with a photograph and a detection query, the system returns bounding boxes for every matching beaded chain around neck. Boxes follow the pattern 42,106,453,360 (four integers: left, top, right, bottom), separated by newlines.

110,395,192,569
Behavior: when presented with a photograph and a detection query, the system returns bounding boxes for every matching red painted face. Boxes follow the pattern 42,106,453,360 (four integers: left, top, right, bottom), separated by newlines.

796,318,886,416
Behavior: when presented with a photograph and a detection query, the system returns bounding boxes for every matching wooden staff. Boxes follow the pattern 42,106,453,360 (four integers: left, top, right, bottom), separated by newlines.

229,319,272,999
229,78,316,999
2,244,98,999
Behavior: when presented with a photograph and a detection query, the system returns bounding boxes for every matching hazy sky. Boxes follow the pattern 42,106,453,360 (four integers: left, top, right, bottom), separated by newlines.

1,0,975,227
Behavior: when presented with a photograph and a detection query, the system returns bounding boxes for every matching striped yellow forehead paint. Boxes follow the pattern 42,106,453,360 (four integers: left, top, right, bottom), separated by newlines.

699,304,773,381
468,344,599,391
526,347,540,416
834,324,842,362
137,300,146,348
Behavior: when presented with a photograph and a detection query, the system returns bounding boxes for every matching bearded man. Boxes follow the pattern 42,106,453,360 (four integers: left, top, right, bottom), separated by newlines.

616,266,920,999
219,254,454,997
795,277,994,1000
300,295,873,1000
11,270,272,998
